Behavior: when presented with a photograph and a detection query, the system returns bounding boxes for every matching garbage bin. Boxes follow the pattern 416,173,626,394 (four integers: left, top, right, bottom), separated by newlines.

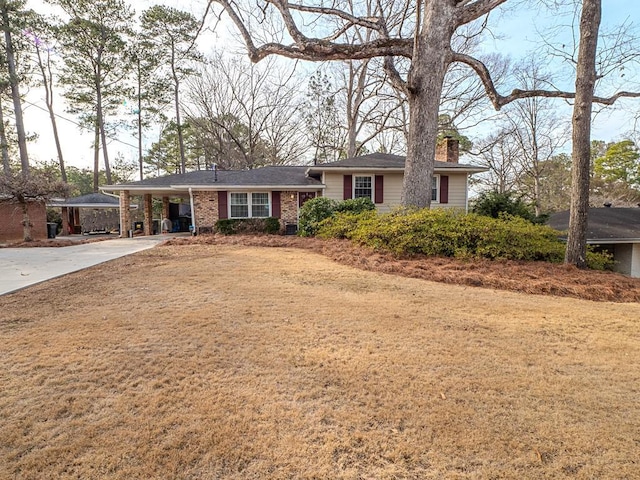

47,222,57,239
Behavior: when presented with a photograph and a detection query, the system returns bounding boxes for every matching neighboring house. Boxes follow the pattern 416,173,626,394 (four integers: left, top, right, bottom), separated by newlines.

48,193,138,235
100,138,486,236
0,198,47,242
548,207,640,278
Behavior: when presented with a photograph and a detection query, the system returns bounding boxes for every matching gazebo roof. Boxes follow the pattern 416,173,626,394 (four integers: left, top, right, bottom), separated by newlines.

49,193,136,208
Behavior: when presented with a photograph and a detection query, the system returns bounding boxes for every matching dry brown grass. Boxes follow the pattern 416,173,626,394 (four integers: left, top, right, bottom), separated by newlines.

1,240,639,479
168,234,640,303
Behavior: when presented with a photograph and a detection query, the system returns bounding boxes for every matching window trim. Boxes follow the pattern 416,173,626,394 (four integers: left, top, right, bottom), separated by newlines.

228,191,272,218
352,174,374,200
432,174,440,204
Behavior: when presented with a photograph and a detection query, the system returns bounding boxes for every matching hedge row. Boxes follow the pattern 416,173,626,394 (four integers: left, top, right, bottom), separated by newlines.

215,217,281,235
316,208,614,270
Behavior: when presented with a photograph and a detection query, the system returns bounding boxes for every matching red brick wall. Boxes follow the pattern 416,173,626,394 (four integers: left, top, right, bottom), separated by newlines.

0,200,47,242
436,137,459,163
193,191,219,232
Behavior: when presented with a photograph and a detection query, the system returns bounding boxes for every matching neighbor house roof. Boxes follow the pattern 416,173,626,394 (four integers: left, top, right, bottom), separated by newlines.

307,153,487,174
100,166,324,196
548,207,640,243
48,193,135,209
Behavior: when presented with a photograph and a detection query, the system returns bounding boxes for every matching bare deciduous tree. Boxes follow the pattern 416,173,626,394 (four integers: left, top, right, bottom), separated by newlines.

25,18,67,182
471,130,521,194
185,53,307,169
504,58,569,216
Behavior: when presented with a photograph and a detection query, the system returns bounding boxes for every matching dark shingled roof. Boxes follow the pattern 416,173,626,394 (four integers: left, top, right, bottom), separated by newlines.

114,166,323,188
64,193,120,205
47,193,122,207
548,208,640,240
309,153,483,170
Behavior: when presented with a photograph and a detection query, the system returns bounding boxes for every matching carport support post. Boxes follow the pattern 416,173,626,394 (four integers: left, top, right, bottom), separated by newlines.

60,206,69,236
162,196,170,220
119,190,131,238
143,194,153,236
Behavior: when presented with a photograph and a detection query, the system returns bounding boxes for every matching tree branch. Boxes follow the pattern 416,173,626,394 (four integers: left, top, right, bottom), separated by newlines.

286,3,385,32
457,0,507,26
452,52,640,109
383,56,408,95
215,0,411,62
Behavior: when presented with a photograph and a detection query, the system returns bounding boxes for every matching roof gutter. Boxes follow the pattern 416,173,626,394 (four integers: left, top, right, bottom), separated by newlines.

101,184,325,193
172,184,325,191
306,166,488,175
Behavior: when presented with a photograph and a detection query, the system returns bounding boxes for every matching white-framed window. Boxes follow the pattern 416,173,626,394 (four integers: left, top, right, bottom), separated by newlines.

251,192,270,217
432,175,440,203
354,175,373,200
229,192,270,218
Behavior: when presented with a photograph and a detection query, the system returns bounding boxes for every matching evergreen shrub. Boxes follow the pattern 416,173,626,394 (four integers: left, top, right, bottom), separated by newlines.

215,217,281,235
298,197,338,236
298,197,376,237
317,208,613,270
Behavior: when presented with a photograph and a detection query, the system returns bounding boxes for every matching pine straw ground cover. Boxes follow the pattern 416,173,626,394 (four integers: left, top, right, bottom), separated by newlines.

0,239,639,479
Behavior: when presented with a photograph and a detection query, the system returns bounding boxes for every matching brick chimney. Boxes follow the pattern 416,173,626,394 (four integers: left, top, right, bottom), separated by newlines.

435,136,459,164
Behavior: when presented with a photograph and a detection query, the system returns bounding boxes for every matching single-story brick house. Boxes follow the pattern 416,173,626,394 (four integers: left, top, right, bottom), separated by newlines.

548,207,640,278
100,139,486,236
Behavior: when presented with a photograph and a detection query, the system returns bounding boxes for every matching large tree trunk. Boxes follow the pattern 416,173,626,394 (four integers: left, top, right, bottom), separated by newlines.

93,120,100,192
137,57,144,181
20,198,33,242
174,79,187,174
36,47,67,183
171,46,187,174
401,2,455,208
1,6,29,175
0,97,10,173
565,0,601,268
96,82,112,185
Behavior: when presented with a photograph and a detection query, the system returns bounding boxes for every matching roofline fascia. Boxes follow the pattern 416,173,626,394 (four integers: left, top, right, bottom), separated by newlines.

48,202,122,208
101,184,325,192
307,167,405,174
306,166,488,174
171,184,326,191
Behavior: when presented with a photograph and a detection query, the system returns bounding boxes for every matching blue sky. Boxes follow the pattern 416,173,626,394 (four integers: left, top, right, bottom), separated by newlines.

23,0,640,171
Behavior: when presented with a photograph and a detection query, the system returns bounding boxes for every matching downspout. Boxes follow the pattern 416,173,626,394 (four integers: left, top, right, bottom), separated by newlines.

189,187,197,235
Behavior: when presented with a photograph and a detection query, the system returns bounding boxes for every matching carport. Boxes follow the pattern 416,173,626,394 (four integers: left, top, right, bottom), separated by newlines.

112,188,193,237
48,193,138,236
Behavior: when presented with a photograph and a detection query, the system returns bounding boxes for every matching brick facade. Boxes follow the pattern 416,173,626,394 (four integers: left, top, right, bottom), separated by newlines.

436,137,459,163
279,191,299,228
193,191,219,233
114,190,313,236
0,200,47,242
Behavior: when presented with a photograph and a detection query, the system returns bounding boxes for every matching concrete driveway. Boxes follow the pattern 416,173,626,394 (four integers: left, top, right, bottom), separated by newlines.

0,236,165,296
